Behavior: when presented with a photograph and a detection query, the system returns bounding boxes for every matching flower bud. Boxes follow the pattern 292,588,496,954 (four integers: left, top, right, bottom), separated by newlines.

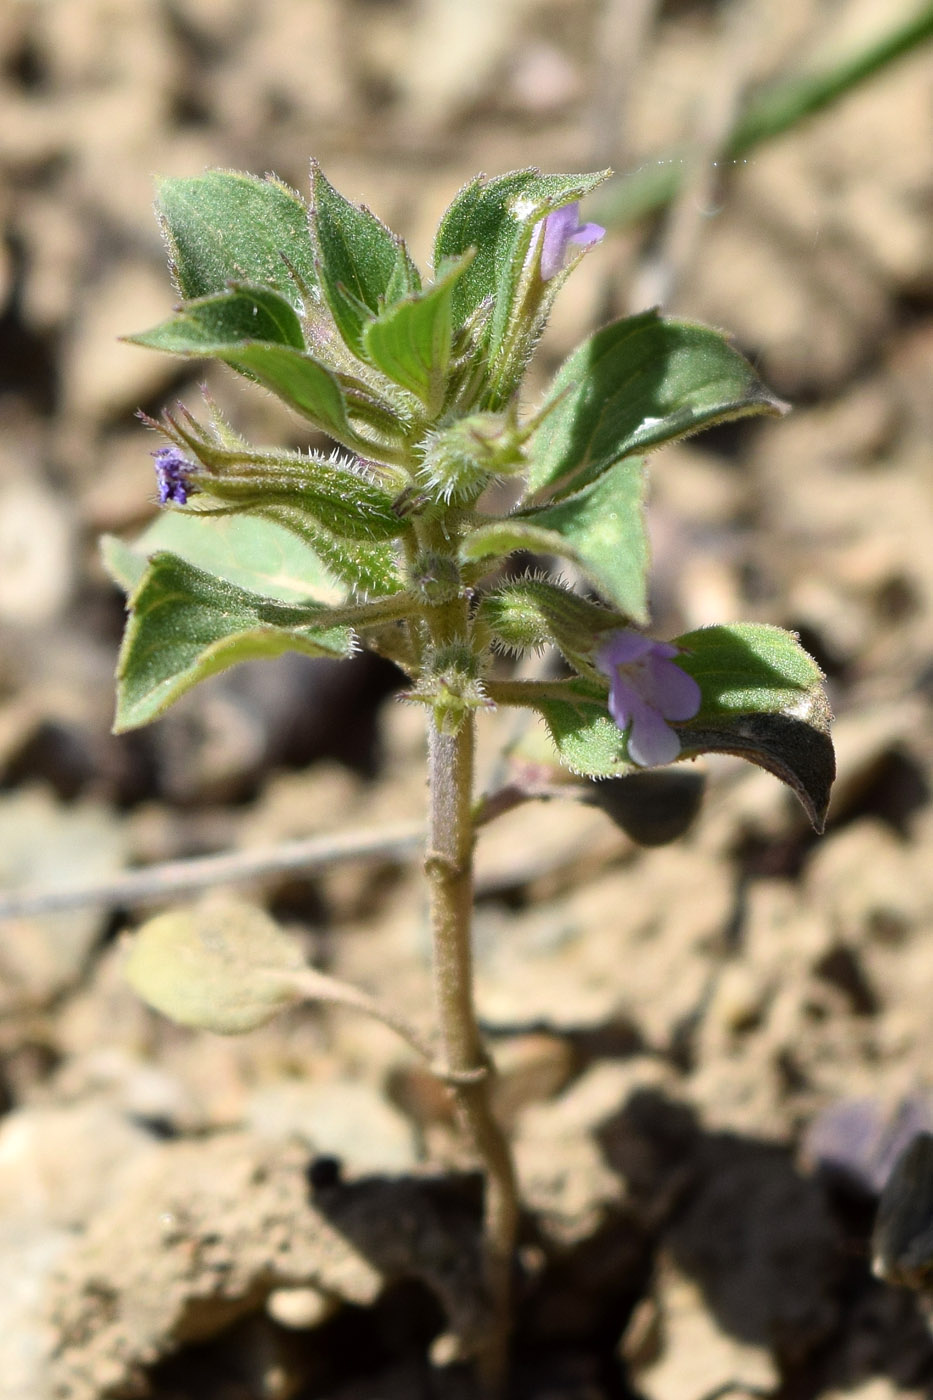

417,412,525,506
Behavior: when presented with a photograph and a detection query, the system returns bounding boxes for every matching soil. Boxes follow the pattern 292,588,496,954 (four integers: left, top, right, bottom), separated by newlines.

2,0,933,1397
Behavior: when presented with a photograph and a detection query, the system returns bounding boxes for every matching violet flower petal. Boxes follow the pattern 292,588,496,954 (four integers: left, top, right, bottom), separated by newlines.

595,627,702,768
539,202,606,281
648,655,702,721
626,698,683,768
596,630,654,669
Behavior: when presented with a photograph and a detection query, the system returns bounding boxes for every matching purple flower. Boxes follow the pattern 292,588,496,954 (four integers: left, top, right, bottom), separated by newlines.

152,445,196,506
802,1095,933,1197
595,629,701,768
539,202,605,281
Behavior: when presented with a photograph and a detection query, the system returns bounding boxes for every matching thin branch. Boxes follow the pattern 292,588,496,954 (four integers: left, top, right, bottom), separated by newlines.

0,821,424,922
593,2,933,230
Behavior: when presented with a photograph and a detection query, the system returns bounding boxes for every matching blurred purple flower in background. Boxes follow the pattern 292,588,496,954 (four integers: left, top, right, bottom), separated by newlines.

152,445,196,506
802,1095,933,1196
595,629,701,767
539,202,605,281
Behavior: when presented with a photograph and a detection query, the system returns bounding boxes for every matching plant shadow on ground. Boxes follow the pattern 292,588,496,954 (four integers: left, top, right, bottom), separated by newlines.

138,1086,933,1400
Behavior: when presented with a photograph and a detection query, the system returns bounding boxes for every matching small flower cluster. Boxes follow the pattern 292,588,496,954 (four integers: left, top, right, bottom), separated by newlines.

152,445,196,505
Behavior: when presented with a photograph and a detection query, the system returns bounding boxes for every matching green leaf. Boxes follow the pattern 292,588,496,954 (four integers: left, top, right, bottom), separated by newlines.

157,171,316,308
526,310,787,501
128,301,363,447
462,456,649,624
219,346,364,445
253,503,405,597
128,285,306,352
102,510,344,604
125,900,307,1034
310,162,417,356
674,622,835,830
516,458,649,621
115,552,354,731
517,678,638,779
233,478,404,543
434,169,608,362
361,253,472,406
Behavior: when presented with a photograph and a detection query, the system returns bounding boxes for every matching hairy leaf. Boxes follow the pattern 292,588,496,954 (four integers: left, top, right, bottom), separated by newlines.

675,622,835,830
128,285,306,353
253,503,405,597
362,253,472,406
157,171,315,308
128,300,360,446
310,162,418,356
527,311,786,500
115,552,353,731
519,678,639,778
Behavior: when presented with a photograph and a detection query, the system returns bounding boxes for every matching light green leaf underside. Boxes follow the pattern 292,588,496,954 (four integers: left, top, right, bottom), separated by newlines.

102,510,344,605
114,552,353,732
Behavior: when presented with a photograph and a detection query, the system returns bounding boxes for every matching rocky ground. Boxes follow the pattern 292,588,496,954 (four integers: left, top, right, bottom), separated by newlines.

1,0,933,1396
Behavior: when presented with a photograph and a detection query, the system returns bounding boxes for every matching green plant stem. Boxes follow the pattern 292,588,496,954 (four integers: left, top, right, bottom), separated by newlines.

426,713,518,1392
485,677,596,707
594,2,933,229
303,590,420,630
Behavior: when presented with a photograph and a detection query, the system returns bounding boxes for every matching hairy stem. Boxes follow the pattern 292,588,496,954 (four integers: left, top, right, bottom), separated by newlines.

427,714,519,1392
485,676,597,706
